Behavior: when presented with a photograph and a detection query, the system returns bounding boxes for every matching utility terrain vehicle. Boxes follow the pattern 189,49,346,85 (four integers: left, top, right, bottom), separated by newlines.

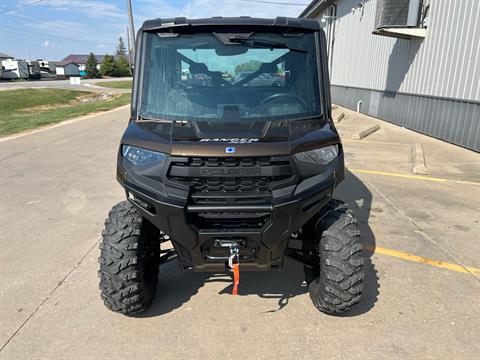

99,17,364,315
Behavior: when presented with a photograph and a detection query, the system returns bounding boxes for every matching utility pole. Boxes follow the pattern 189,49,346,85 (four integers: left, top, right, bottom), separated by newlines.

126,26,132,68
126,0,135,66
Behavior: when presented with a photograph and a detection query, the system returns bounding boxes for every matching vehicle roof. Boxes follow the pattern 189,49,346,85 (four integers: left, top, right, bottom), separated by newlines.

140,17,321,32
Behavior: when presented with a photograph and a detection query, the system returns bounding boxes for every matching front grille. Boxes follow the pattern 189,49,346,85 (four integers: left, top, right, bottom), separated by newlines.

169,157,293,193
187,157,283,167
192,211,271,229
168,156,294,230
191,177,270,192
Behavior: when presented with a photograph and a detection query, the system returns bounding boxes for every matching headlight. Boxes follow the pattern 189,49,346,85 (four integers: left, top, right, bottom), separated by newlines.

122,145,166,166
294,145,339,165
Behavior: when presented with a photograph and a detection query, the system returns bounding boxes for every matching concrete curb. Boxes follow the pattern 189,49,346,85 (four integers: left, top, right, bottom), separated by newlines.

412,143,428,175
0,105,130,143
334,112,345,123
83,83,104,89
352,124,380,140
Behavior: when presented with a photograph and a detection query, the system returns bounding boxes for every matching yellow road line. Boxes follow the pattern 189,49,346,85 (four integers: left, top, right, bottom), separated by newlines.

366,245,480,277
349,168,480,186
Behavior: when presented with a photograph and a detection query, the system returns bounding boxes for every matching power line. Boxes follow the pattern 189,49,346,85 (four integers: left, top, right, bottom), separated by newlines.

0,11,118,38
2,24,107,46
0,0,45,14
0,1,122,49
237,0,308,5
0,6,65,24
0,38,41,47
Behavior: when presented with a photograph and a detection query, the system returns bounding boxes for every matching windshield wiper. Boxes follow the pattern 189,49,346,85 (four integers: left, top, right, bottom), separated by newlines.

137,114,173,123
229,37,307,53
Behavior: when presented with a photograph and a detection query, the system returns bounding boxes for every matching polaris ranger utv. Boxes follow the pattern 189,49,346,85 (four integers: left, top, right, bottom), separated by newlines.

99,17,364,315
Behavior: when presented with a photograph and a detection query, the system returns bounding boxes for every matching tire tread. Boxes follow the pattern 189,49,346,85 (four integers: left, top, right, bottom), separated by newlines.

307,199,364,314
98,201,159,315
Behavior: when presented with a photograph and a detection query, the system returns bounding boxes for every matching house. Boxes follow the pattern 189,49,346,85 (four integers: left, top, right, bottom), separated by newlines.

300,0,480,151
60,54,118,76
54,61,80,78
0,52,14,62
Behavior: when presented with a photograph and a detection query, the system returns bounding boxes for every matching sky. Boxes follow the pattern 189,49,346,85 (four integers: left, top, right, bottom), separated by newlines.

0,0,309,61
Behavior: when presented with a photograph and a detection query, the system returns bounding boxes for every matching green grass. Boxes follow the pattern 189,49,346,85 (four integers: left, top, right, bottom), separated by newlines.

0,88,131,136
96,80,133,89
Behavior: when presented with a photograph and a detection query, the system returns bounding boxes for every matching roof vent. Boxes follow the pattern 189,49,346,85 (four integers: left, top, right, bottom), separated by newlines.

174,17,187,25
274,17,288,26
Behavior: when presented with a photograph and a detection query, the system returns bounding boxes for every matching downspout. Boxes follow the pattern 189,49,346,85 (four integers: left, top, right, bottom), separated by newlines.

356,100,362,113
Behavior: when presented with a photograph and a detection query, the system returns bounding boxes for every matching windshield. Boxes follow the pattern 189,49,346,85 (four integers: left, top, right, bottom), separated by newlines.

140,31,321,122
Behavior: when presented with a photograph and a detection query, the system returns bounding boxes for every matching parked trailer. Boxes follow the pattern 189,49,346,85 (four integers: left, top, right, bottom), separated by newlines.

40,70,56,79
38,60,56,78
27,60,41,79
38,59,56,72
1,60,29,79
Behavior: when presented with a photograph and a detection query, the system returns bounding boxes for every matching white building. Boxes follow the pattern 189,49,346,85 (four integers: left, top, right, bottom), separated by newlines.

300,0,479,151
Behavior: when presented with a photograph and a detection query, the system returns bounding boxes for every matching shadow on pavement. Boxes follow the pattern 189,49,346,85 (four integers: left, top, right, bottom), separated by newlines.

139,170,379,317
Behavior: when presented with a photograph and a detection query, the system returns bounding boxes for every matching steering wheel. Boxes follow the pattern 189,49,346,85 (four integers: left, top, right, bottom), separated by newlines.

260,93,307,112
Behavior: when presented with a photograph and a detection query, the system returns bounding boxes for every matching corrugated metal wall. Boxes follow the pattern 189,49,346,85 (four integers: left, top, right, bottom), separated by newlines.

326,0,480,101
314,0,480,150
331,85,480,150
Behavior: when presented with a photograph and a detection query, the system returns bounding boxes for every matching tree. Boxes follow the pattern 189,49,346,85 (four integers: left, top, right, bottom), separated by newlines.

115,37,127,59
114,56,131,77
85,52,100,78
114,36,132,76
234,60,262,74
100,54,116,77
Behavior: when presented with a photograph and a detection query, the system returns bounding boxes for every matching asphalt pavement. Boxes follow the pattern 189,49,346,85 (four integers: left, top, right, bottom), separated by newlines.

0,106,479,359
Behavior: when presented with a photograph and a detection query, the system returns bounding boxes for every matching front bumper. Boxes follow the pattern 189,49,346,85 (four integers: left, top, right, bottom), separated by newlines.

118,154,344,272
